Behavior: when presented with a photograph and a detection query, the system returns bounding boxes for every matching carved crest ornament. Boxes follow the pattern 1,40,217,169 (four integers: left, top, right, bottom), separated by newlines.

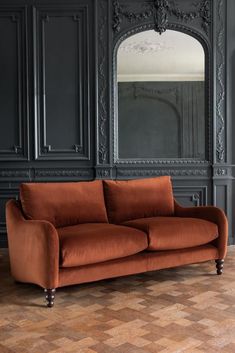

112,0,211,35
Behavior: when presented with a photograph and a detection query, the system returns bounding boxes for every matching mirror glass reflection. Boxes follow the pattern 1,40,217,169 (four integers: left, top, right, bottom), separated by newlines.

117,30,205,160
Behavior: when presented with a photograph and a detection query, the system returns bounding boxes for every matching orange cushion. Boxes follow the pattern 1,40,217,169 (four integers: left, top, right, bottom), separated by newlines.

123,217,218,250
20,181,108,227
103,176,174,224
57,223,148,267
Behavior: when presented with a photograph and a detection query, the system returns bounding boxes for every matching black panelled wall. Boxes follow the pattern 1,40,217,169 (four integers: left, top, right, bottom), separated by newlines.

228,0,235,247
0,0,234,247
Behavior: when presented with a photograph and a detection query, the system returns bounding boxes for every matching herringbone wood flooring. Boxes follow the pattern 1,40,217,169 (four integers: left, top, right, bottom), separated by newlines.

1,247,235,353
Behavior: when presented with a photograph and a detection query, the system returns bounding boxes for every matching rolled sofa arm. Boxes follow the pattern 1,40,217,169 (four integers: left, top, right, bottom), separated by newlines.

6,200,59,289
174,200,228,259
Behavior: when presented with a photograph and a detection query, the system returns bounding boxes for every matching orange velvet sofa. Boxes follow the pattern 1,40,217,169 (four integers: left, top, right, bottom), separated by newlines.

6,176,228,307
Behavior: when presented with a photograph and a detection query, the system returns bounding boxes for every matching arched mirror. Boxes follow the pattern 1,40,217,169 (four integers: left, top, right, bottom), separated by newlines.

116,29,206,161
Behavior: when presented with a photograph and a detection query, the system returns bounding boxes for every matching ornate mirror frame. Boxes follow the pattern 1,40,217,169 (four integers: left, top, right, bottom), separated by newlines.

113,24,209,165
96,0,227,180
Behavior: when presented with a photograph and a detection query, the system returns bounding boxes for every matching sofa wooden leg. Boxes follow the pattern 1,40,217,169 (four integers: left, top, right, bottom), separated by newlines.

44,288,56,308
215,259,224,275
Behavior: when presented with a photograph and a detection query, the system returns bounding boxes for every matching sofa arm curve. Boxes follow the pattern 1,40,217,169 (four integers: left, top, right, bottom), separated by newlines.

174,200,228,259
6,199,59,289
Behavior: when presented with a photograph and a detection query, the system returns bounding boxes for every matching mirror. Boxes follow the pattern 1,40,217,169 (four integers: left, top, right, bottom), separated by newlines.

116,30,205,160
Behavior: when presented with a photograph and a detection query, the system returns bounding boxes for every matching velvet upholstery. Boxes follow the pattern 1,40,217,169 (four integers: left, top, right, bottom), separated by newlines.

174,200,228,259
6,200,59,289
58,223,148,267
5,178,228,293
20,181,108,227
103,176,174,224
123,217,218,250
59,245,218,287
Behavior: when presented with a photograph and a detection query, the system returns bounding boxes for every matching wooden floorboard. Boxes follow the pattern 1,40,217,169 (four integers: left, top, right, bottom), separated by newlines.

1,247,235,353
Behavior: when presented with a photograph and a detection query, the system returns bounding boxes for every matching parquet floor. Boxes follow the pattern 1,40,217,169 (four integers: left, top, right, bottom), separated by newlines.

1,248,235,353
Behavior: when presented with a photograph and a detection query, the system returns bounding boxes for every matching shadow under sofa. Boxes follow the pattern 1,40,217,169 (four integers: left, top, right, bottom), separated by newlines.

6,176,228,307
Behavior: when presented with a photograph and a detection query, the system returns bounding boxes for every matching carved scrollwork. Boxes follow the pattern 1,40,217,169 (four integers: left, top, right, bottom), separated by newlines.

35,169,91,177
216,0,225,162
0,170,30,178
214,168,227,177
98,0,108,164
116,159,209,165
154,0,169,34
112,0,211,35
117,168,208,177
113,0,153,33
198,0,211,34
96,168,111,178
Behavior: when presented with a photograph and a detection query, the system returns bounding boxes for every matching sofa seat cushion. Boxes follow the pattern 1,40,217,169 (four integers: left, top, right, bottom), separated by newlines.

103,176,174,224
123,217,219,251
57,223,148,267
20,181,108,227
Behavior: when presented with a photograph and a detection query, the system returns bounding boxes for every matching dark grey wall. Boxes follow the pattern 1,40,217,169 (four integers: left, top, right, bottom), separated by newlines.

227,0,235,241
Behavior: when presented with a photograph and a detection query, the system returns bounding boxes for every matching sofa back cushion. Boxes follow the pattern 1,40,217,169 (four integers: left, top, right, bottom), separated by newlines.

20,181,108,227
103,176,174,224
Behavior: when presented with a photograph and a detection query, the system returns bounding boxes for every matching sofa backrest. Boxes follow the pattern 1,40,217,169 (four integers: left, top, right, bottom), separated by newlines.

103,176,174,224
20,181,108,227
